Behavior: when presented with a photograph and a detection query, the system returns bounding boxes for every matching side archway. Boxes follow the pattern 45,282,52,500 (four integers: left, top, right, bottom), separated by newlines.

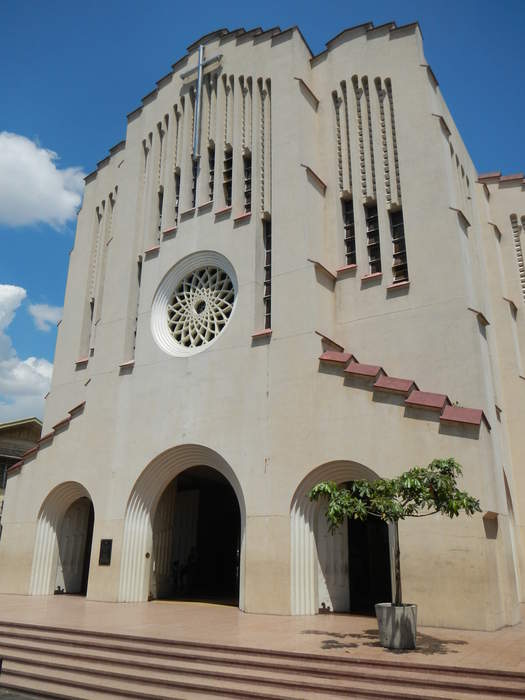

118,444,246,609
290,460,383,615
29,481,94,595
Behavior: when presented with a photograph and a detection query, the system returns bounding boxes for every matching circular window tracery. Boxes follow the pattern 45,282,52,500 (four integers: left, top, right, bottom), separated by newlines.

167,266,235,349
151,251,238,357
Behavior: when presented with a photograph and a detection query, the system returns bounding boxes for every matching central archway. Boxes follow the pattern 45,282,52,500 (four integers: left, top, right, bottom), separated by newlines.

119,445,246,609
151,466,241,604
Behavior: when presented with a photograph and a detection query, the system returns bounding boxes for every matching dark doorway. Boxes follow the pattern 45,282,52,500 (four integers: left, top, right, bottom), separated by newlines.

348,516,391,615
55,497,94,596
154,466,241,605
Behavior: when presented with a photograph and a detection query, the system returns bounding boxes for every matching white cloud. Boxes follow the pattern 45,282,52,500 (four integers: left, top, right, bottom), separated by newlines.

0,132,85,229
0,285,52,422
28,303,63,332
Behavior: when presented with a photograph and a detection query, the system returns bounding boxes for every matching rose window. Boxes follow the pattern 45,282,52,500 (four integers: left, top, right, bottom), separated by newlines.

151,251,238,357
167,267,234,348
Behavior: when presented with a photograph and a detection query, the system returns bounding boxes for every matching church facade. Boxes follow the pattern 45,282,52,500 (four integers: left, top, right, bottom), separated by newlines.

1,23,524,631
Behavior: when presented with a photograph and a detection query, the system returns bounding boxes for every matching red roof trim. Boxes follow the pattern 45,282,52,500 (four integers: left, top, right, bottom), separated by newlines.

38,432,55,444
319,351,353,366
252,328,272,338
440,405,483,427
52,417,71,431
345,361,383,378
69,401,86,416
374,375,417,395
314,331,344,352
406,390,450,411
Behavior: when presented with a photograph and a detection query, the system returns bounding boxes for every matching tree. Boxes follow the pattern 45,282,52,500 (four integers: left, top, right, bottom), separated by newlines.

309,458,481,606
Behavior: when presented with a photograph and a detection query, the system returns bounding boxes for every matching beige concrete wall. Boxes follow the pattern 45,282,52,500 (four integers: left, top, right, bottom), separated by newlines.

0,24,522,631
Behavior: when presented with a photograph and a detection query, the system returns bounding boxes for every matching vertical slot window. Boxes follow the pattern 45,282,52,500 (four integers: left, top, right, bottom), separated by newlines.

157,187,164,238
365,204,381,274
342,199,356,265
174,172,181,222
223,146,233,207
133,258,143,355
208,145,215,200
243,153,252,213
263,220,272,329
191,159,198,209
390,209,408,283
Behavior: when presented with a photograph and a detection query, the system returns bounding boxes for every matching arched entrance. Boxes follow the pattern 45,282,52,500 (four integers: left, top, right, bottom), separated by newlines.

29,482,95,596
55,497,94,595
151,466,240,604
291,461,392,615
119,444,246,608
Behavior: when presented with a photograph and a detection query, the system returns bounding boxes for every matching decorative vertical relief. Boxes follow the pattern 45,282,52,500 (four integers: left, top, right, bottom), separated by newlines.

332,91,344,192
340,80,353,195
156,119,167,238
384,79,401,203
352,76,366,199
174,101,183,222
511,215,525,301
263,219,272,328
361,77,376,199
374,78,391,206
265,78,272,214
93,189,117,329
257,78,267,213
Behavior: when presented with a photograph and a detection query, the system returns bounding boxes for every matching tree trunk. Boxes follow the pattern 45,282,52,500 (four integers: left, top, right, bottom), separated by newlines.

392,520,402,605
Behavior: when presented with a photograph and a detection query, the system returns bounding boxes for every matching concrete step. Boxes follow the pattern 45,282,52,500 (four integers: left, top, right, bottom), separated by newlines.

1,621,524,700
2,646,525,700
1,639,525,698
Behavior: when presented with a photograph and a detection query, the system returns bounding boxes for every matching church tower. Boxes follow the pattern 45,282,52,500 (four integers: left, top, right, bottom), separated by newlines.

1,24,524,631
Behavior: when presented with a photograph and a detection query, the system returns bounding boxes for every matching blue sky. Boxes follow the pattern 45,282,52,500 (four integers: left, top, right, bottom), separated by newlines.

0,0,524,420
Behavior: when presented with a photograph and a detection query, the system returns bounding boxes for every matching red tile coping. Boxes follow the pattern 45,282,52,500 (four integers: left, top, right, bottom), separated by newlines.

373,375,418,395
387,280,410,290
477,171,501,182
361,272,382,281
345,361,383,378
7,401,88,478
7,459,24,475
431,113,450,136
180,207,196,216
144,245,160,255
307,258,336,281
21,446,38,458
119,360,135,369
300,164,327,194
52,417,71,431
319,351,353,366
336,264,357,276
441,405,490,429
215,206,232,216
252,328,272,338
197,201,213,210
477,171,525,186
69,401,86,416
405,390,450,411
234,212,252,222
162,226,177,236
75,357,89,365
314,331,344,352
500,173,524,183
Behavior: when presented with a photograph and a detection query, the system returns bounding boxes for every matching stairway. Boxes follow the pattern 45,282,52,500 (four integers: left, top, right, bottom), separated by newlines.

0,620,524,699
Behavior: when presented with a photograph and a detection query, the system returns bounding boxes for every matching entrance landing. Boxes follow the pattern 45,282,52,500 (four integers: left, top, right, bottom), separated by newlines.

0,594,523,672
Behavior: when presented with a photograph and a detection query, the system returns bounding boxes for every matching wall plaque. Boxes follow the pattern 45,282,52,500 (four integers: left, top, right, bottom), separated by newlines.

99,539,112,566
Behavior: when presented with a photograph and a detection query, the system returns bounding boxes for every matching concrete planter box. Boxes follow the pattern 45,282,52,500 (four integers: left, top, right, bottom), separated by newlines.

375,603,417,649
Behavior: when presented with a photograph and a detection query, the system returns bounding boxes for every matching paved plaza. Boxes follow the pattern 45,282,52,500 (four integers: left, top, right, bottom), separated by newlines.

0,594,523,673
